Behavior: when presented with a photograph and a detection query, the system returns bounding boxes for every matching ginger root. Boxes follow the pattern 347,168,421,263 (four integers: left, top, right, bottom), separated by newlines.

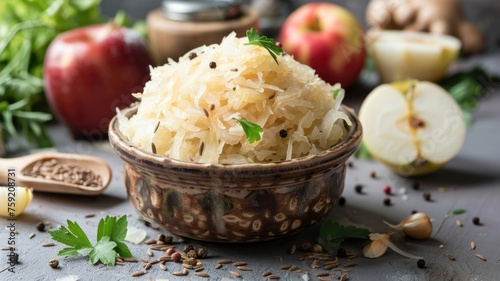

366,0,484,54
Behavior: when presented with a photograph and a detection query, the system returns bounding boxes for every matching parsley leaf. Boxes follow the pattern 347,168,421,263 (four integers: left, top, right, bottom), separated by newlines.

89,237,117,266
237,119,263,144
317,219,370,252
245,28,283,64
48,215,132,266
452,209,467,215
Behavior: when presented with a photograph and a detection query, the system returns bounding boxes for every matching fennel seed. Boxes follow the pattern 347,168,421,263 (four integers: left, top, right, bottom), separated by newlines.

470,241,476,250
475,253,486,261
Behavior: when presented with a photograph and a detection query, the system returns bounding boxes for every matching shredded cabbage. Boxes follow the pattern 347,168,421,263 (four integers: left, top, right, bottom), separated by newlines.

118,32,351,164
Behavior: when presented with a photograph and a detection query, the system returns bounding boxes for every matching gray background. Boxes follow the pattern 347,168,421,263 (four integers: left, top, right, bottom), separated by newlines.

100,0,500,51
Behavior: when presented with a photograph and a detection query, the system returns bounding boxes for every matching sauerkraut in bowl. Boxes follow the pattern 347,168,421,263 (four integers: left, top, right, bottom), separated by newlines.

118,31,352,164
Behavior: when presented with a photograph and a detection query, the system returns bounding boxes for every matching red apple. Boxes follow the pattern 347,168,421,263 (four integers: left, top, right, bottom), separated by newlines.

43,23,152,139
279,3,366,88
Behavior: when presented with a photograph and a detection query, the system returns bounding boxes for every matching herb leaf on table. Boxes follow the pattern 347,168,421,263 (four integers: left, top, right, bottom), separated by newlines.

317,219,370,252
49,215,132,266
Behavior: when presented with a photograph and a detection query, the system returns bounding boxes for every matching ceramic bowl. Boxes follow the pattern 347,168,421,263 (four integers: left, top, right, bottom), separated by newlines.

109,105,362,243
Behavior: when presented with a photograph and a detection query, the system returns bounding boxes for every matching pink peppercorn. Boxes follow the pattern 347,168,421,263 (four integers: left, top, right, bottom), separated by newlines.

383,185,392,195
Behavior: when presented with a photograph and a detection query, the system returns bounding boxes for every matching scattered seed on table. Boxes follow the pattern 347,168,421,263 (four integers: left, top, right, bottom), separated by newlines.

472,217,481,225
122,257,138,262
344,262,358,267
233,262,247,266
144,238,156,245
49,259,59,268
144,262,152,270
237,266,252,271
439,244,445,249
383,197,392,206
456,219,463,227
147,249,153,257
280,265,292,270
315,272,330,277
131,271,145,277
471,242,476,250
347,162,353,168
339,273,348,281
268,275,280,280
215,263,223,269
417,259,426,268
383,185,392,195
195,272,210,278
36,222,46,232
42,242,55,247
412,182,420,190
475,253,486,261
338,197,346,206
230,271,241,278
423,192,432,201
84,213,96,218
262,271,272,277
370,171,377,178
195,267,205,272
354,184,364,194
445,253,456,261
337,248,347,258
290,244,297,255
159,263,167,271
218,259,233,264
29,233,35,239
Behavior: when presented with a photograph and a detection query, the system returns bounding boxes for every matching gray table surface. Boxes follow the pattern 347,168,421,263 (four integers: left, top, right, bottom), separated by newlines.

1,51,500,281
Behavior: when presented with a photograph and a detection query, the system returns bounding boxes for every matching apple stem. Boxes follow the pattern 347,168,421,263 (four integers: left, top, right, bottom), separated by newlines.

310,16,322,32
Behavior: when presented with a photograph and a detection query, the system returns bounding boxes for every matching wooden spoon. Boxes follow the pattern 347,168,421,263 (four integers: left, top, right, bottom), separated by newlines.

0,152,112,196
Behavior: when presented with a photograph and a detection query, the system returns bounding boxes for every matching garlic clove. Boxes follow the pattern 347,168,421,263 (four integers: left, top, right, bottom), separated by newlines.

363,237,389,258
363,232,424,260
0,186,33,217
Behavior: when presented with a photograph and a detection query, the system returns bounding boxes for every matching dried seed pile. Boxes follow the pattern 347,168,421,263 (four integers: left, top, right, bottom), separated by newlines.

23,159,103,187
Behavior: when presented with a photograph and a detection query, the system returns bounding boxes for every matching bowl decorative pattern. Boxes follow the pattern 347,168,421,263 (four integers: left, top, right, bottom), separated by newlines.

109,105,362,242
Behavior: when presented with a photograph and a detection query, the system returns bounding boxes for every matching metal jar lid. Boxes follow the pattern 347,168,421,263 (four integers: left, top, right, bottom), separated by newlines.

162,0,243,22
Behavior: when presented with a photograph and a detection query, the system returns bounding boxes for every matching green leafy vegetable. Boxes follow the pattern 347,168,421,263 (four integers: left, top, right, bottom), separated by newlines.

439,67,500,127
49,215,132,266
0,0,145,152
237,118,263,144
317,219,370,252
245,28,283,64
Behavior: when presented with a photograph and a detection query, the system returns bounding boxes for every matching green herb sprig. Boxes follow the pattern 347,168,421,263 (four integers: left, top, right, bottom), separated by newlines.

317,219,370,252
48,215,132,266
245,28,283,64
237,118,263,144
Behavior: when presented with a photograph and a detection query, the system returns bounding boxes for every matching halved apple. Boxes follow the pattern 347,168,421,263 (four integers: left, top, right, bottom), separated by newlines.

369,31,461,83
359,80,466,176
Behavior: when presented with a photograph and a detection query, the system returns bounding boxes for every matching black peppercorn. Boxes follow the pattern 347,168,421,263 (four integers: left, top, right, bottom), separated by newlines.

36,222,45,232
188,52,197,60
412,182,420,190
336,248,347,258
354,184,363,194
9,252,19,264
423,192,431,201
472,217,481,225
209,61,217,69
347,162,353,168
417,259,426,268
184,244,194,253
338,197,346,206
411,210,418,214
383,197,391,206
279,129,288,138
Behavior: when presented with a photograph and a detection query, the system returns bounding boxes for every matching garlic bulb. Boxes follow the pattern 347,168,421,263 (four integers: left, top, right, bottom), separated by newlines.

383,212,433,240
0,186,33,217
